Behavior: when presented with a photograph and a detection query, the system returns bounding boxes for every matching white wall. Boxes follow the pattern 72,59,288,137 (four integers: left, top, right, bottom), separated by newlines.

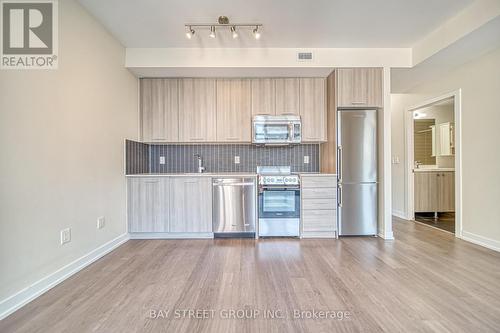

0,0,138,308
391,46,500,248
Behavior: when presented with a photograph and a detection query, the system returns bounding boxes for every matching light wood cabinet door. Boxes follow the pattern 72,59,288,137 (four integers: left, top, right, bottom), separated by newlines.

300,78,326,142
275,78,300,115
169,177,212,233
251,78,276,116
438,172,455,212
140,79,179,142
301,176,337,237
179,79,217,142
127,177,169,232
337,68,383,108
414,172,438,213
216,79,252,142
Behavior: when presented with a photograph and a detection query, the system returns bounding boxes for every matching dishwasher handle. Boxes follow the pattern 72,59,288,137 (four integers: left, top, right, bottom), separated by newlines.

212,182,255,187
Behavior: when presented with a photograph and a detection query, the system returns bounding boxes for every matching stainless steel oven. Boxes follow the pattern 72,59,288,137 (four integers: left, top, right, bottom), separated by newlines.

257,168,300,237
252,115,301,144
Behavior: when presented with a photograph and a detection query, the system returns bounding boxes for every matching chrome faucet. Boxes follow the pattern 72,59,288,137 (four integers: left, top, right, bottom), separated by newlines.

194,154,205,173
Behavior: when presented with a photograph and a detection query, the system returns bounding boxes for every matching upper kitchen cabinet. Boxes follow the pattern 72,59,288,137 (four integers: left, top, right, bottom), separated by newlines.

140,79,179,142
299,78,327,142
336,68,383,108
275,78,300,115
216,79,252,142
179,78,217,142
251,78,276,116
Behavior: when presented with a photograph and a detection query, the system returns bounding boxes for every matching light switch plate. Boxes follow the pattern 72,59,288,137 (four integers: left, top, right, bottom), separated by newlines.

97,216,105,229
159,156,165,165
303,156,310,164
234,156,240,164
60,228,71,245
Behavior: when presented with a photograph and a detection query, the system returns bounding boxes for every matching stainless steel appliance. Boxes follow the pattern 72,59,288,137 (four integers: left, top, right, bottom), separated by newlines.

257,166,300,237
252,115,301,144
337,109,378,236
213,178,256,238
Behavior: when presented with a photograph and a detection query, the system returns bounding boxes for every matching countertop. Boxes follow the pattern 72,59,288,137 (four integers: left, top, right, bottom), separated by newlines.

413,168,455,172
126,172,337,177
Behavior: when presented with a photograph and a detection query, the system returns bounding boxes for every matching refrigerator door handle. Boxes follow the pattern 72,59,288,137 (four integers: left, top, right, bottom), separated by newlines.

338,184,343,208
337,145,343,183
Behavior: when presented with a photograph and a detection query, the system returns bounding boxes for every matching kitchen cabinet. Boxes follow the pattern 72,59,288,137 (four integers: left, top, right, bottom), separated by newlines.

299,78,326,142
179,78,217,142
216,79,252,142
414,171,455,213
336,68,383,108
140,79,179,142
127,177,170,232
275,78,300,115
169,177,212,232
251,78,276,116
301,175,337,238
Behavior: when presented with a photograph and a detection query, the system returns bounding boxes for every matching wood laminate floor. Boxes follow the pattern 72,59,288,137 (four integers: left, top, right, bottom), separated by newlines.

415,213,455,233
2,218,500,333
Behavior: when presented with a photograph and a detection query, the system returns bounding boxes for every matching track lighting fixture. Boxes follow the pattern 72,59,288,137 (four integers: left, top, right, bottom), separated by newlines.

185,16,262,40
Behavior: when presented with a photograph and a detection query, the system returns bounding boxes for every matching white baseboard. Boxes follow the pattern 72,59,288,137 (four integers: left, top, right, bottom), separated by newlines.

378,231,395,240
392,210,407,220
0,233,129,320
461,231,500,252
129,232,214,239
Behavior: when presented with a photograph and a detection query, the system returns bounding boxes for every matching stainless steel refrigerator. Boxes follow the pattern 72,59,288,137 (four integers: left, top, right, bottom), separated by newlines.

337,109,378,236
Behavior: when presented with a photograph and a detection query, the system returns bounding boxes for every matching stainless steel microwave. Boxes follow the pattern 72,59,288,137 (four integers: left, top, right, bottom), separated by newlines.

252,115,302,144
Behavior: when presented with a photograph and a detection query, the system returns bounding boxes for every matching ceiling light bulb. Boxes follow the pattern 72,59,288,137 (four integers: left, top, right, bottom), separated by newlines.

253,26,261,39
231,26,238,39
186,27,195,39
209,26,216,38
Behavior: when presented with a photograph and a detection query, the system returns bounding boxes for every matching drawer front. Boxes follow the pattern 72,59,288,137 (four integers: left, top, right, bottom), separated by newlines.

302,210,337,232
301,176,337,188
302,187,336,199
302,198,336,210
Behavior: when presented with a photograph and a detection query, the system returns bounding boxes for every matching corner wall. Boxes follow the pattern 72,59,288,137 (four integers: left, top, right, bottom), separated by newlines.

0,0,138,315
391,46,500,249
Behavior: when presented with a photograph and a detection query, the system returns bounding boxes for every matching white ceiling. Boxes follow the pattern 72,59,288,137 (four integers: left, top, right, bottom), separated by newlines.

78,0,473,48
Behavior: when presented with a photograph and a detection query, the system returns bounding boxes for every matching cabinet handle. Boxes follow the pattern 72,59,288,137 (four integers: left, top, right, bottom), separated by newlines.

351,102,367,105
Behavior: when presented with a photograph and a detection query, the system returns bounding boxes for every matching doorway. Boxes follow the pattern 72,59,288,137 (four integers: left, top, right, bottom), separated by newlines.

405,91,462,236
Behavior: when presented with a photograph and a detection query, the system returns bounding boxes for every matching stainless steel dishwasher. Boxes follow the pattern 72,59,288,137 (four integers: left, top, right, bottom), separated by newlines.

212,177,256,238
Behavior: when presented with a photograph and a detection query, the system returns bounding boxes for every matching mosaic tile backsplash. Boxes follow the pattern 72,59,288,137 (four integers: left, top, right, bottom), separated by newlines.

125,140,319,174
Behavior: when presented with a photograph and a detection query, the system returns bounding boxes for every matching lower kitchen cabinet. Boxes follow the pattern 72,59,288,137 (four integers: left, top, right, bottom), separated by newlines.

301,175,337,238
127,177,170,232
169,177,212,233
414,171,455,213
127,176,213,235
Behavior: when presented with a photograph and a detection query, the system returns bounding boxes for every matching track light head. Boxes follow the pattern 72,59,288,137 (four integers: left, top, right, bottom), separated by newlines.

209,26,216,38
253,26,261,39
186,26,195,39
231,26,238,39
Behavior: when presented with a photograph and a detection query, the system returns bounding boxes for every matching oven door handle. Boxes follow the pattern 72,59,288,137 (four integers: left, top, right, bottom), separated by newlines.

261,186,300,190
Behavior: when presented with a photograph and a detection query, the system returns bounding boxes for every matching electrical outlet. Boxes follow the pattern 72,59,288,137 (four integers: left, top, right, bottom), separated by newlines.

97,216,105,229
60,228,71,245
303,155,310,164
234,156,240,164
159,156,165,165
